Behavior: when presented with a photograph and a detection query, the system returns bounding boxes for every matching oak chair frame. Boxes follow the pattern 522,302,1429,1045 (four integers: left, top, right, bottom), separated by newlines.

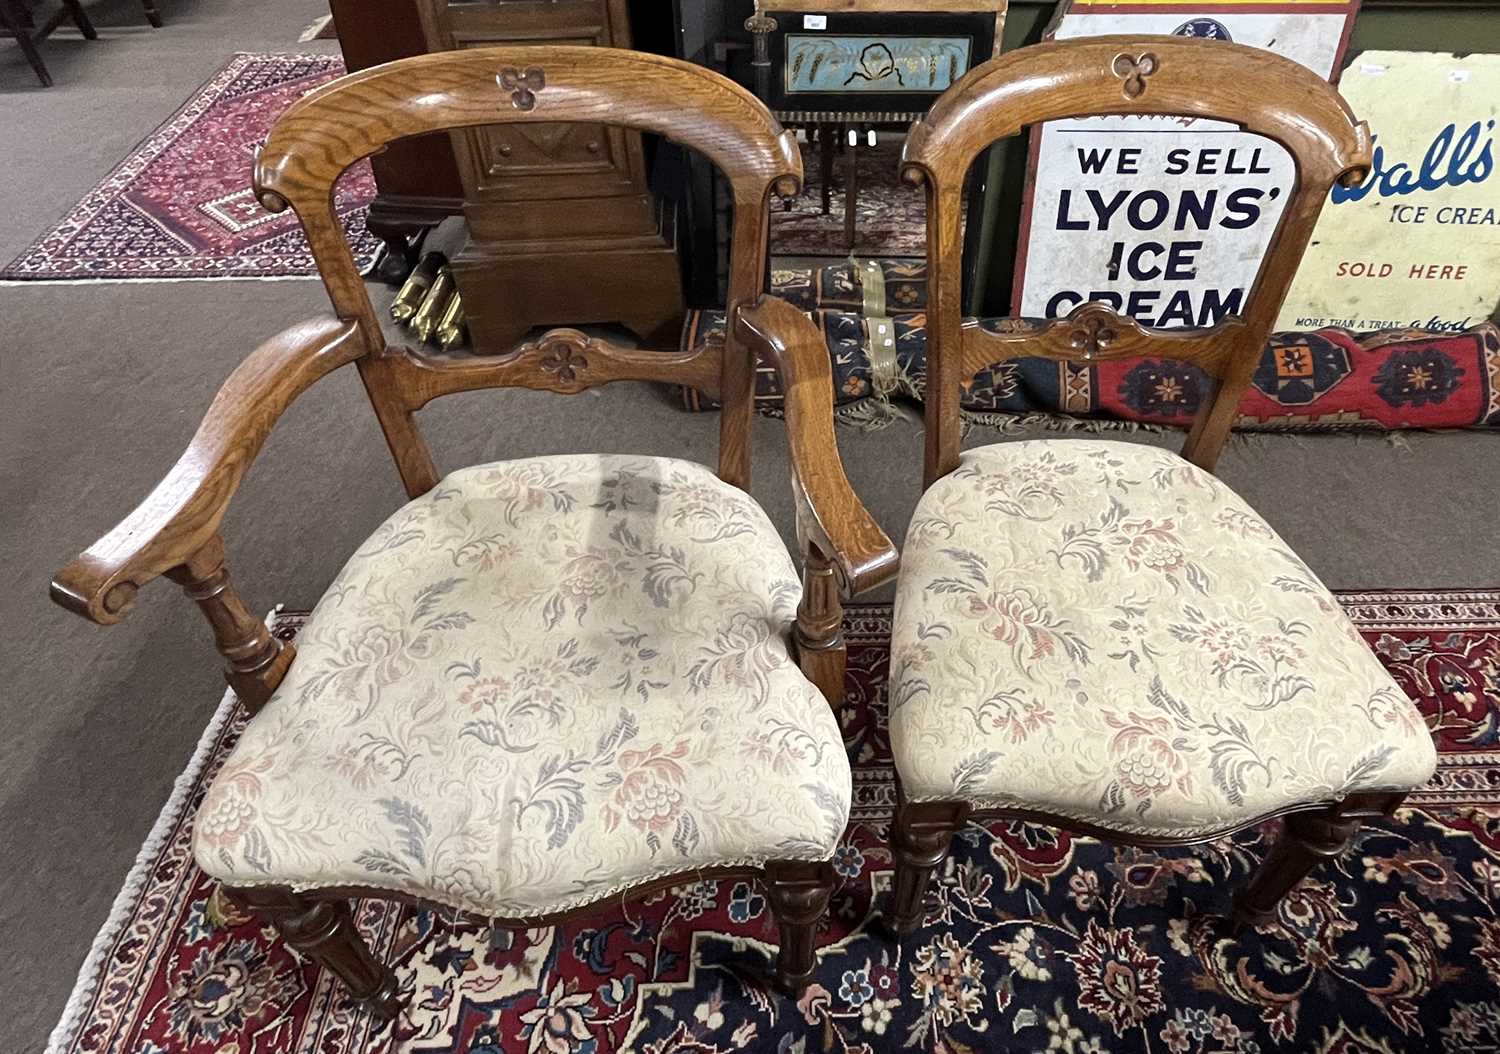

50,46,898,1021
887,36,1400,935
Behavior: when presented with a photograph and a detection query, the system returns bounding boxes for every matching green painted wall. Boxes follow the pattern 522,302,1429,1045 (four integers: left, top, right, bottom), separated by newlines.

966,3,1500,316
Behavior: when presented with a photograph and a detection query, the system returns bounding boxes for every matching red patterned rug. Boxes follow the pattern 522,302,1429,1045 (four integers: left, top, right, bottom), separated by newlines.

2,54,377,283
47,592,1500,1054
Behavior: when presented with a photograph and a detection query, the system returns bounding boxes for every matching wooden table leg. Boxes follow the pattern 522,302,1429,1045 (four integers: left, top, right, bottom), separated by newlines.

843,126,858,253
1,0,51,85
60,0,97,39
819,123,835,216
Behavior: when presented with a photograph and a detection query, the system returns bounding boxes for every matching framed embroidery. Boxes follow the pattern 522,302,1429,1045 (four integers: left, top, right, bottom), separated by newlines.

763,12,999,114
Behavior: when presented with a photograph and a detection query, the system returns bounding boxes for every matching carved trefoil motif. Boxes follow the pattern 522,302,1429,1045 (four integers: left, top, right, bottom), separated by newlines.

1066,309,1120,360
498,66,545,111
1111,52,1158,99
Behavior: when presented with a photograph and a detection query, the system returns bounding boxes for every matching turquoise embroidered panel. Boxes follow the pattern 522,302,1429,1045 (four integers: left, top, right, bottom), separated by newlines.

784,35,973,94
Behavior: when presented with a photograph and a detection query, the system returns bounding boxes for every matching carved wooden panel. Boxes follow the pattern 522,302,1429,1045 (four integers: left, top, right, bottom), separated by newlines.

422,0,643,202
411,0,684,346
464,41,636,198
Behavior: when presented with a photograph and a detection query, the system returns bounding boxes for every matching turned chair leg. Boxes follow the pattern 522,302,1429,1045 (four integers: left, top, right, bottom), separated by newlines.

764,860,835,996
1231,792,1405,932
889,799,967,935
228,887,403,1022
793,545,846,710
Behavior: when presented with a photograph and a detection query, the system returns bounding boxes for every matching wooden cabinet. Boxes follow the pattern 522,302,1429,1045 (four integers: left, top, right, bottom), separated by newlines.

327,0,465,280
417,0,686,350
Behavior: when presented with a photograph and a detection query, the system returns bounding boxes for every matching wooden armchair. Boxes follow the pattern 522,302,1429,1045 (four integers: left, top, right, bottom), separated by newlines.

883,38,1437,933
50,47,897,1022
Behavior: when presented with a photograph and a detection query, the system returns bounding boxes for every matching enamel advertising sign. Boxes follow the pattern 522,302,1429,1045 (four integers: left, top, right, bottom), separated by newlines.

1012,0,1360,326
1275,51,1500,332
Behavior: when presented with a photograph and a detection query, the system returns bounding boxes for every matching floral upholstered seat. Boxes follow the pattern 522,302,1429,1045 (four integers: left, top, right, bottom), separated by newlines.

888,440,1436,839
192,454,852,917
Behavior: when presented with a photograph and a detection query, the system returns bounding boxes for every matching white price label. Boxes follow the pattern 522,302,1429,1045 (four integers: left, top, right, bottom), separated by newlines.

803,14,827,29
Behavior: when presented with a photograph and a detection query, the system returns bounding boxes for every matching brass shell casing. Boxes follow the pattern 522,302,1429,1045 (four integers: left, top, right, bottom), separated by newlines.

436,292,466,351
411,267,455,344
390,252,444,322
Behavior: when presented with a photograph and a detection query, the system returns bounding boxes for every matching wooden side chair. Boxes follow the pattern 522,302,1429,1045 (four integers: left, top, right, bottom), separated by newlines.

884,37,1438,935
51,47,897,1021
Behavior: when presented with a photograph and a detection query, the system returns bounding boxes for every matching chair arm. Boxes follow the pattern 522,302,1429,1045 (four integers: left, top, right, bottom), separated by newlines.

734,296,899,597
51,317,367,625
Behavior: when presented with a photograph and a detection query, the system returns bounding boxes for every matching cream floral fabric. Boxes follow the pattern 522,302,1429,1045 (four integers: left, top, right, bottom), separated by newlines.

890,440,1436,837
193,455,850,917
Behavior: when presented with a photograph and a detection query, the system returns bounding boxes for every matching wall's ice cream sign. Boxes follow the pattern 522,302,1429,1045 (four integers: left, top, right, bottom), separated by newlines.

1279,57,1500,333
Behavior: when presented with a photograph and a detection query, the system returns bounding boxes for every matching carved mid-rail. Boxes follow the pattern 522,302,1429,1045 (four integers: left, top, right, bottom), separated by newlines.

387,327,724,409
962,303,1247,379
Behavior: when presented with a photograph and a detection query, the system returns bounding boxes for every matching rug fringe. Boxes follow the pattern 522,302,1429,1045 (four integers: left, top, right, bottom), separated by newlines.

0,273,330,287
43,607,280,1054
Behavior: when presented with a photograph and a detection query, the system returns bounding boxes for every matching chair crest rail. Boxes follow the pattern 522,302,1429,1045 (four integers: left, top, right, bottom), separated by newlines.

900,36,1372,191
243,46,799,496
253,47,802,219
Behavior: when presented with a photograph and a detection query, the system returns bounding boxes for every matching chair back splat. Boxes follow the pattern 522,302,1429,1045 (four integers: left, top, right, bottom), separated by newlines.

900,36,1372,485
254,46,802,496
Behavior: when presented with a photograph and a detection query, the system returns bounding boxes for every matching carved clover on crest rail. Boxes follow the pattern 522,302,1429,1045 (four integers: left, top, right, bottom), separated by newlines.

1112,52,1158,99
1067,311,1120,360
498,66,545,111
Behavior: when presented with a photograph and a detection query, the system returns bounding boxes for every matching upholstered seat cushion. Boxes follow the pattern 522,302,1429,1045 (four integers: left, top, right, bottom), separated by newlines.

192,455,850,918
889,440,1436,838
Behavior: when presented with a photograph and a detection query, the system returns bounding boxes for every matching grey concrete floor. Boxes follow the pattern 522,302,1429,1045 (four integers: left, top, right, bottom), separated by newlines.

2,0,1499,1047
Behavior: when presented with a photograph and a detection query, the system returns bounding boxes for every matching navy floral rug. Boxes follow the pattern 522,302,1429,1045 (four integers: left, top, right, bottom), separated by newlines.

46,592,1500,1054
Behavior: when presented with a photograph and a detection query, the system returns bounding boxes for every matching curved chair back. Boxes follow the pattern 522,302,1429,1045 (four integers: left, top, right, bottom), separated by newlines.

901,36,1372,484
256,46,802,494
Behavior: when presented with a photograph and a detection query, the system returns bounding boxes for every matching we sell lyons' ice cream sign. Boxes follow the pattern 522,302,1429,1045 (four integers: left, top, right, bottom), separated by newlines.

1276,51,1500,333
